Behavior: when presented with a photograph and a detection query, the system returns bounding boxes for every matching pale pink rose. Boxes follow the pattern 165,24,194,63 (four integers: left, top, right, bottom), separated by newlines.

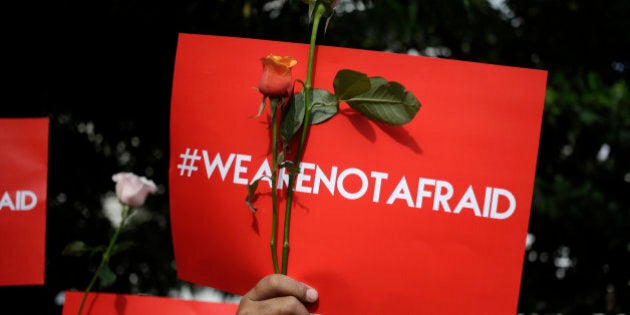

112,172,157,207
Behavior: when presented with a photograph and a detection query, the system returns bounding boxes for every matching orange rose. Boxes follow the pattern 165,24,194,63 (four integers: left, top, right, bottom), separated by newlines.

258,54,298,98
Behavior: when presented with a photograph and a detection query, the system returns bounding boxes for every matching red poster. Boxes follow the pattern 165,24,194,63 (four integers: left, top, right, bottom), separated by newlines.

0,118,49,286
169,34,547,314
62,291,239,315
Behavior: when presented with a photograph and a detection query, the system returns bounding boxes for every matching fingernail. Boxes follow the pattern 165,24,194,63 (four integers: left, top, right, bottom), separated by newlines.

306,288,318,303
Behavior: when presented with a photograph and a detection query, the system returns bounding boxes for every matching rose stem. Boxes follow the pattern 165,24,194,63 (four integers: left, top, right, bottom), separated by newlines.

281,2,326,275
270,98,280,274
77,204,130,315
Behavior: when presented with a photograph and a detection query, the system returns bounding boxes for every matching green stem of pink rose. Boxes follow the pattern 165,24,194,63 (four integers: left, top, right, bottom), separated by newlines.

281,2,326,275
77,204,130,315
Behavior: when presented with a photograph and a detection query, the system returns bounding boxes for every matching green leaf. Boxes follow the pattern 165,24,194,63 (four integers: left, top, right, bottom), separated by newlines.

245,178,263,213
346,77,421,125
111,241,135,256
98,264,117,288
301,0,316,22
253,95,266,118
280,92,305,146
310,88,339,124
90,245,106,257
280,160,300,177
62,240,92,257
333,69,371,101
579,110,600,125
324,13,332,34
301,0,336,20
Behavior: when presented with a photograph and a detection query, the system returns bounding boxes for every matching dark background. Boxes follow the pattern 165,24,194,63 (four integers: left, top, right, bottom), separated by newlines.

2,0,629,313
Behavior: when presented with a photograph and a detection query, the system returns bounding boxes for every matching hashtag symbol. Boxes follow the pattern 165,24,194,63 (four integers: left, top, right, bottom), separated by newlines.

177,148,201,177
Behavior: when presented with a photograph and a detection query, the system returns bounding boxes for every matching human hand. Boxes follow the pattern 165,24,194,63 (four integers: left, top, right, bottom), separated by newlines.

236,274,318,315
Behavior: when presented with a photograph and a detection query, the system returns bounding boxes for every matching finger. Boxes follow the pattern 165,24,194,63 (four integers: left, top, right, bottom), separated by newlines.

239,296,311,315
246,274,318,303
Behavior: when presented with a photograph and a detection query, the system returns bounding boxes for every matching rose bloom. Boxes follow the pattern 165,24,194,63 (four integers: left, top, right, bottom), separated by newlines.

258,54,298,98
112,172,157,207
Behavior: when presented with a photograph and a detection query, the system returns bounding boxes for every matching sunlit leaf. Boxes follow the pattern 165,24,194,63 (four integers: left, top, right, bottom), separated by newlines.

333,69,371,101
310,88,339,124
346,77,421,125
